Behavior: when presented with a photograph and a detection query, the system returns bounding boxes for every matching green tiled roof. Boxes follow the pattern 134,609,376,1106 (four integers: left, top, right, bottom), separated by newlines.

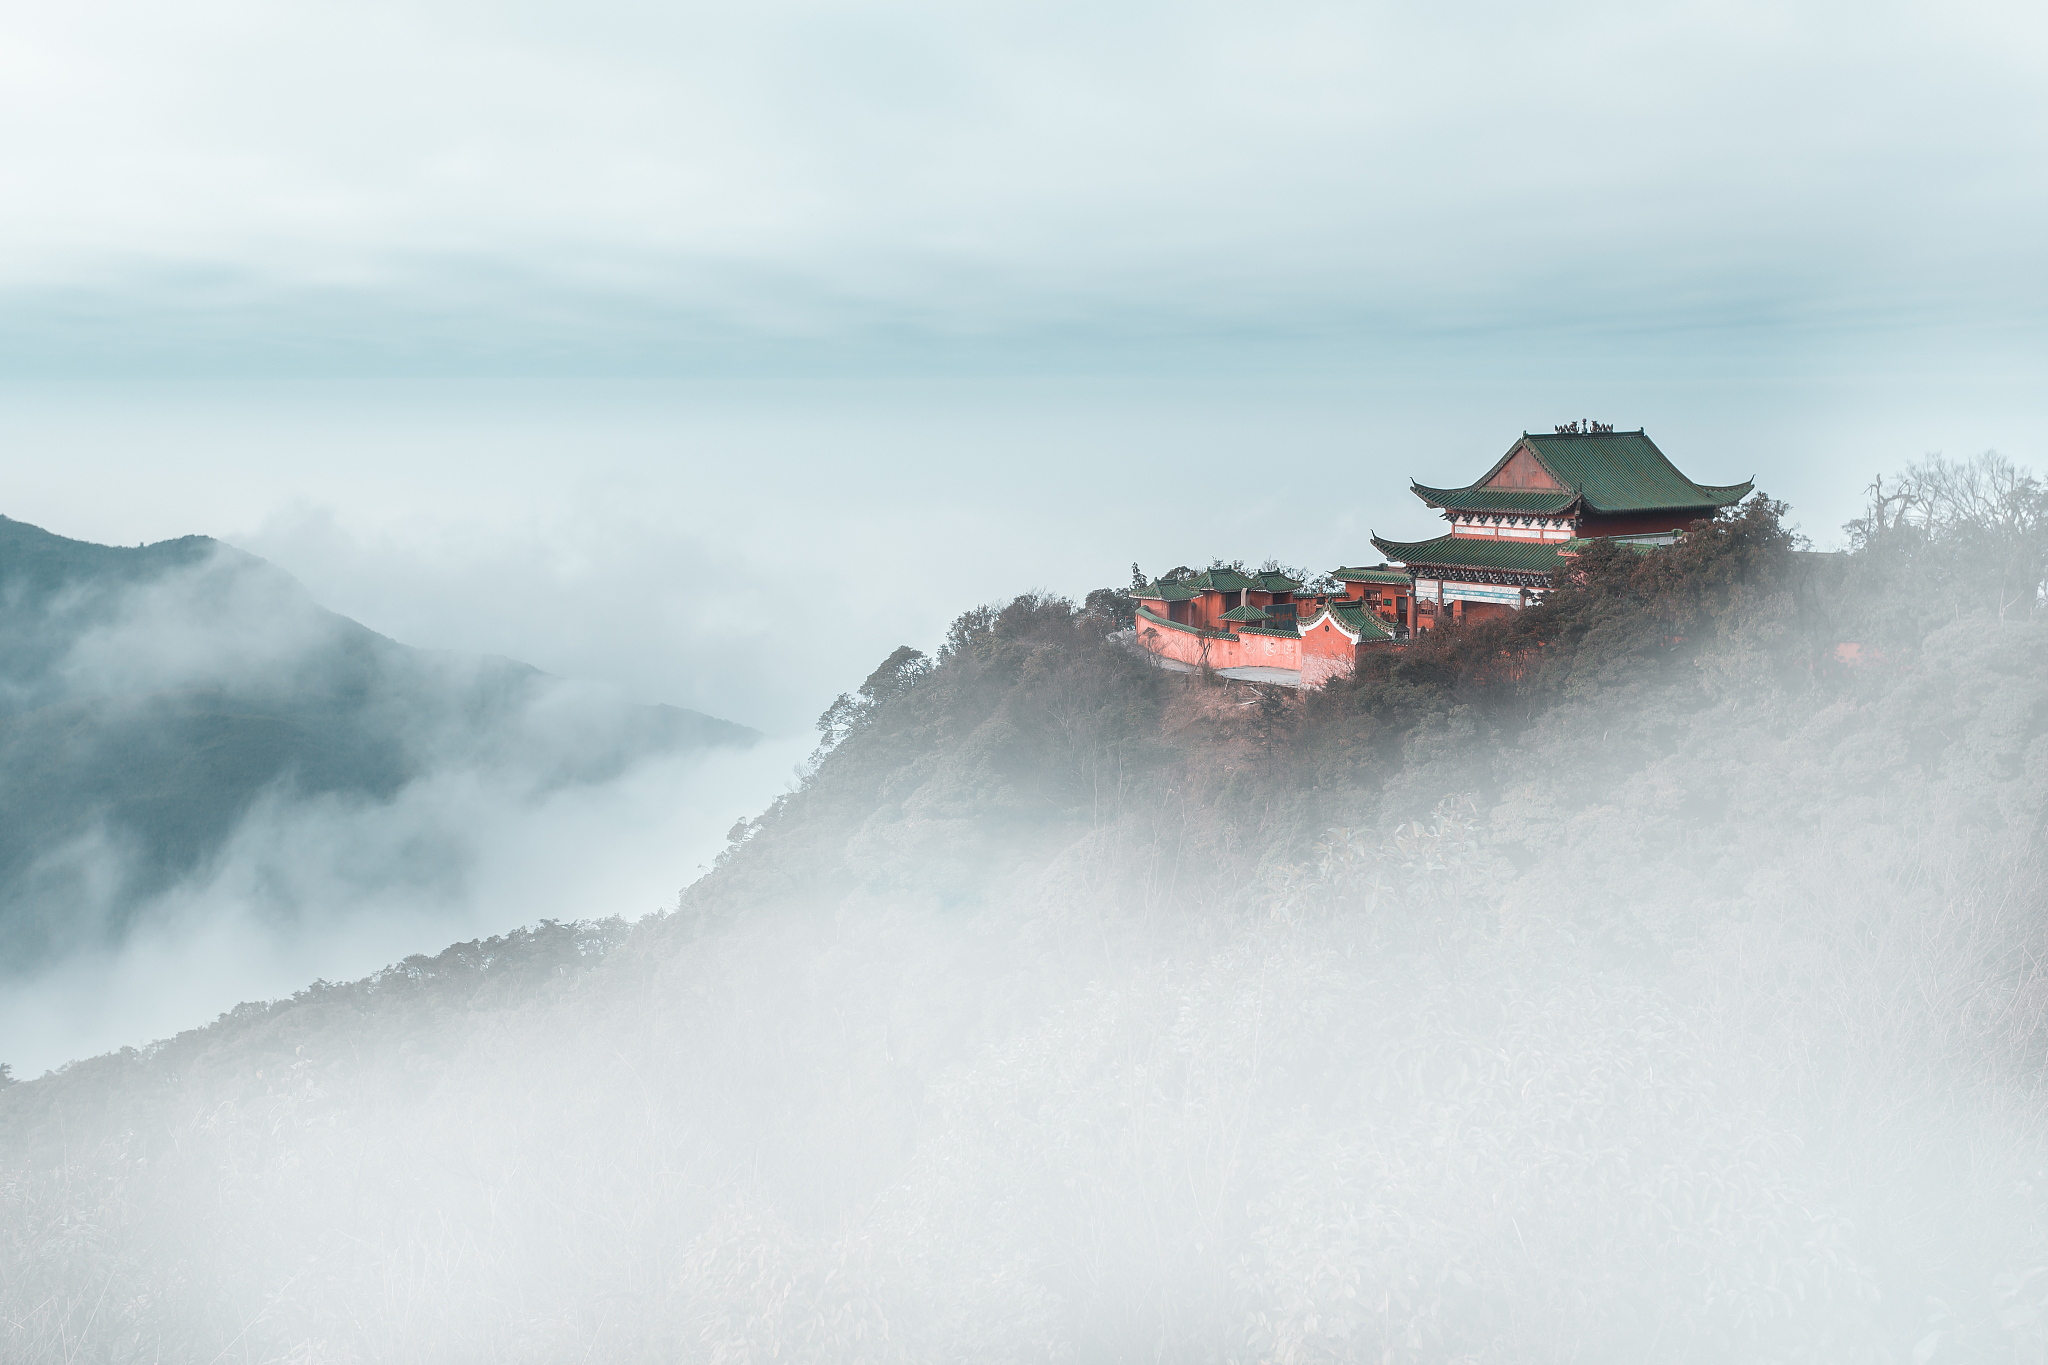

1251,571,1302,592
1410,431,1753,515
1330,604,1395,641
1218,604,1269,621
1370,534,1566,575
1238,624,1301,638
1301,603,1397,642
1332,565,1413,585
1137,566,1262,599
1193,567,1257,591
1411,486,1578,514
1134,605,1234,638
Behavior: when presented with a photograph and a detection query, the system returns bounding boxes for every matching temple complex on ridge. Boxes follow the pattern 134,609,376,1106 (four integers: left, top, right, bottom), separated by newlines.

1129,425,1751,684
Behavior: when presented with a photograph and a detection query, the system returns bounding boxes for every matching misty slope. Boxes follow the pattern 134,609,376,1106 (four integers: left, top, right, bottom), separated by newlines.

4,493,2047,1363
0,515,756,969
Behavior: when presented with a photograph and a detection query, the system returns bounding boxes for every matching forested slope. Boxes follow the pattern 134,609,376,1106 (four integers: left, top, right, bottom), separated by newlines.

3,472,2046,1364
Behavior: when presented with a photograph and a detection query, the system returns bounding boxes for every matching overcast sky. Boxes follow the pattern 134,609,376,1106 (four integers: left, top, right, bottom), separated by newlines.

2,0,2043,731
4,0,2042,365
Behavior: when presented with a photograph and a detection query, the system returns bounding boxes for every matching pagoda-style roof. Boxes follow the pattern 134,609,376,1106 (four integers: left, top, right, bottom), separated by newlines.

1217,603,1270,622
1411,431,1752,516
1250,570,1302,593
1332,565,1413,585
1191,567,1258,591
1370,534,1566,577
1136,566,1260,599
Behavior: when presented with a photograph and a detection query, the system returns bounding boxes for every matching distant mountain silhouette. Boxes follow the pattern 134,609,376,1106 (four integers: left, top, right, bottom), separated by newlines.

0,515,756,970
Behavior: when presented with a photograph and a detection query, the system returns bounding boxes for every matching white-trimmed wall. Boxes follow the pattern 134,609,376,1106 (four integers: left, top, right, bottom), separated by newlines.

1411,578,1536,608
1445,513,1576,541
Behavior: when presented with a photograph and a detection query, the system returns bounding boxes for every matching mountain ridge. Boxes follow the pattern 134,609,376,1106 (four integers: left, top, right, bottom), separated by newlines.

0,513,757,970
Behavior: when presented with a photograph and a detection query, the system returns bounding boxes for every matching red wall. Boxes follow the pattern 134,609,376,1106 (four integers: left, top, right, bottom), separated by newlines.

1298,616,1358,686
1133,566,1414,686
1488,445,1563,490
1134,610,1392,687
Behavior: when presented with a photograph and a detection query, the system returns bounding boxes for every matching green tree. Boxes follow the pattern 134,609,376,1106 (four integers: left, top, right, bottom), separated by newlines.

815,645,932,747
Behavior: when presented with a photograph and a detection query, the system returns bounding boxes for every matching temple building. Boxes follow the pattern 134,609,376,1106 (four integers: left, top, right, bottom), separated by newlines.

1134,567,1306,633
1126,424,1751,681
1371,427,1751,627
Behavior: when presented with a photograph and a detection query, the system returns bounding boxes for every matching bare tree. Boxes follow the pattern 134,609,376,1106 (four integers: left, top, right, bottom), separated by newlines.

1848,451,2048,621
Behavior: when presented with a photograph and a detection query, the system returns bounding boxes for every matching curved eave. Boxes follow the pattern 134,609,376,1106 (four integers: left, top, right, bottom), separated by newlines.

1410,481,1581,515
1695,480,1755,507
1333,607,1394,642
1370,534,1566,576
1297,604,1393,644
1576,480,1754,515
1409,481,1473,508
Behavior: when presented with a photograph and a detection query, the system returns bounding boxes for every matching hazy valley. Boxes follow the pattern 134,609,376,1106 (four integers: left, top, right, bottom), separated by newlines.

0,515,765,1068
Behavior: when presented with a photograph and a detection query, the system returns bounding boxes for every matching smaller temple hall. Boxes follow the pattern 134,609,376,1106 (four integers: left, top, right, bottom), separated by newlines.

1132,566,1414,685
1128,425,1751,683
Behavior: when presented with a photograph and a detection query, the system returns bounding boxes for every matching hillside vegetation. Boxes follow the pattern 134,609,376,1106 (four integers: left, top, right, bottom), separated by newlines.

3,460,2046,1364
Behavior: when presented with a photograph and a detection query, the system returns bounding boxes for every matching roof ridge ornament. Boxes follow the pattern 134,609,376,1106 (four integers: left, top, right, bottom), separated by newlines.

1553,419,1615,435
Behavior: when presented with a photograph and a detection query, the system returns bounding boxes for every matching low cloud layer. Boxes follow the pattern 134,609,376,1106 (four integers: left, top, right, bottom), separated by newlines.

0,734,808,1077
0,522,787,1073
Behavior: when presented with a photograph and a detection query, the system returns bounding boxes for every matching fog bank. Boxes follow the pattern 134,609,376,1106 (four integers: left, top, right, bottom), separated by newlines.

0,521,782,1073
0,735,808,1077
